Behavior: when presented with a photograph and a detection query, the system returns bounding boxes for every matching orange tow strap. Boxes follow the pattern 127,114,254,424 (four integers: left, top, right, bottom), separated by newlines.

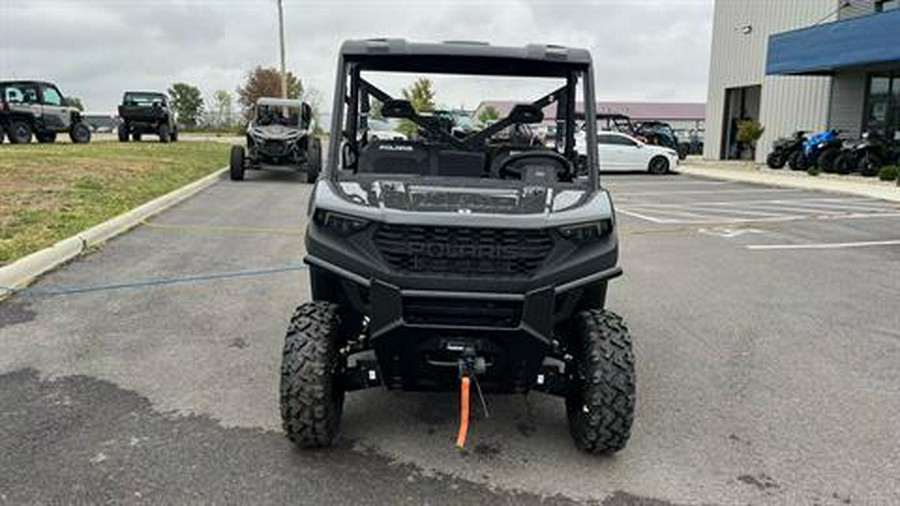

456,376,471,449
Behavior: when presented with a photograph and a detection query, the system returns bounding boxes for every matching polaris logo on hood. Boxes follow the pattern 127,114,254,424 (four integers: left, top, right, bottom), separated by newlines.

378,144,414,152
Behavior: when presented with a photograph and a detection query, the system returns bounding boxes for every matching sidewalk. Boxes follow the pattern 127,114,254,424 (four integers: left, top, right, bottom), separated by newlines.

678,158,900,203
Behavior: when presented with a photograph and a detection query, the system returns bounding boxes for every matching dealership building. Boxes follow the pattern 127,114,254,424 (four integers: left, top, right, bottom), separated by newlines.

704,0,900,162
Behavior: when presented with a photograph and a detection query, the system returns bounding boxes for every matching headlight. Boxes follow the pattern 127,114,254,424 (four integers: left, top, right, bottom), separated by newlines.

558,220,612,243
313,209,370,235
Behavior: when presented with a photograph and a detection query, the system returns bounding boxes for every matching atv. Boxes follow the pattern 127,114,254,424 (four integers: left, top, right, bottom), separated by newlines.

229,97,321,183
117,91,178,143
766,130,805,169
279,39,636,454
834,131,898,176
789,128,841,171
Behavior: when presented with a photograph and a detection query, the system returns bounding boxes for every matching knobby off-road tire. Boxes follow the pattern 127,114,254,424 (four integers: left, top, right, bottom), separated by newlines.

817,149,840,173
158,123,171,143
306,137,322,184
229,145,245,181
69,123,91,144
566,309,636,454
766,151,786,169
7,120,32,144
118,124,129,142
280,301,346,449
834,152,855,175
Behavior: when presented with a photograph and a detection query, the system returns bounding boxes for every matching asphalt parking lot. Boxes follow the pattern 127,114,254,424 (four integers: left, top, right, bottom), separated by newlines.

1,170,899,505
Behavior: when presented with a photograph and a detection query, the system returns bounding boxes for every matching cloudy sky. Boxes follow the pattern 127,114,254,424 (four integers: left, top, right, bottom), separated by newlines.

0,0,713,115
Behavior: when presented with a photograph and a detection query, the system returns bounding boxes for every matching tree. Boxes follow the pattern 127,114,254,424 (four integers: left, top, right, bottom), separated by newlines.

168,82,205,127
212,89,233,127
62,96,84,111
236,66,302,120
477,105,500,125
398,78,436,138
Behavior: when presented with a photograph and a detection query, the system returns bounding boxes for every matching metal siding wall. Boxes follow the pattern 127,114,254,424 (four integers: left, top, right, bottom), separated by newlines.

705,0,838,160
829,71,867,138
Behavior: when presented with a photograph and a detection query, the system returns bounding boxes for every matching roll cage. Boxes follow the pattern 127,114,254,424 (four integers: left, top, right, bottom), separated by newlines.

327,40,601,188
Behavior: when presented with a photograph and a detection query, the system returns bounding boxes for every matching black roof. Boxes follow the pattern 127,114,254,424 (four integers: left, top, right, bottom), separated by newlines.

0,80,57,87
340,39,592,77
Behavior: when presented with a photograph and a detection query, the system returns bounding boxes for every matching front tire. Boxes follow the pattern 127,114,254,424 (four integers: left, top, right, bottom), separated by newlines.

306,137,322,183
158,123,171,143
170,126,178,142
7,120,32,144
118,124,129,142
229,145,245,181
859,154,881,177
280,301,346,449
834,152,855,175
817,148,840,173
566,309,636,454
788,151,808,171
69,122,91,144
648,156,669,175
132,133,142,142
766,151,786,169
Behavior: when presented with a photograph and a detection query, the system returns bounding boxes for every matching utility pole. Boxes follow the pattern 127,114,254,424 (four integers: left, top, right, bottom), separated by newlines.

277,0,288,99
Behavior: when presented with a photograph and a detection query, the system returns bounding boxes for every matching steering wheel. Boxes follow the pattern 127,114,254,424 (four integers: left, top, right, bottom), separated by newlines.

497,151,573,181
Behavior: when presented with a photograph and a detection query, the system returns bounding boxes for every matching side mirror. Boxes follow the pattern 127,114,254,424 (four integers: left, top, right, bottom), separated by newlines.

508,104,543,124
381,99,415,119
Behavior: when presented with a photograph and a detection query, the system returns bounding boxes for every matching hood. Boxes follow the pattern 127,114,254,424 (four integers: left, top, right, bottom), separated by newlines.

332,179,592,216
249,124,304,140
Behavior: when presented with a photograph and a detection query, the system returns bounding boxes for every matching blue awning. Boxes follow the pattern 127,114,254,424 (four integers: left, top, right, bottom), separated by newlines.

766,10,900,75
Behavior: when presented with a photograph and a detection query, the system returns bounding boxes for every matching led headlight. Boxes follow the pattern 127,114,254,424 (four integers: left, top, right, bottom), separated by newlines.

313,209,370,235
558,219,612,243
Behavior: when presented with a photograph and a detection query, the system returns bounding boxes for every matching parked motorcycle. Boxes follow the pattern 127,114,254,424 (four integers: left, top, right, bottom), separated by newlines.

766,131,805,169
788,129,841,171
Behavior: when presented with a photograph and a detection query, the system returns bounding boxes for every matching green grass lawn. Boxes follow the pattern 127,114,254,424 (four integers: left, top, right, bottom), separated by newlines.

0,141,227,266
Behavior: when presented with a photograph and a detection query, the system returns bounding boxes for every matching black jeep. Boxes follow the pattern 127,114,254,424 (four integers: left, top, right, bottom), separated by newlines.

0,80,91,144
117,91,178,143
280,39,636,454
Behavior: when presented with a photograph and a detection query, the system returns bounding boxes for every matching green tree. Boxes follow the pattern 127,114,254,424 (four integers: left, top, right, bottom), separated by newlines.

236,66,302,120
398,78,435,138
62,96,84,111
168,82,205,127
477,105,500,125
212,89,233,127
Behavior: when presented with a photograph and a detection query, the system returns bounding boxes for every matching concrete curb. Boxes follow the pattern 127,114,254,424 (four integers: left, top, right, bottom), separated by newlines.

678,165,900,203
0,167,227,296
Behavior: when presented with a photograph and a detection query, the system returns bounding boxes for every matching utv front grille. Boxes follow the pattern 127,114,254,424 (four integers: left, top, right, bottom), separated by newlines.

403,297,522,327
261,140,290,156
373,224,553,276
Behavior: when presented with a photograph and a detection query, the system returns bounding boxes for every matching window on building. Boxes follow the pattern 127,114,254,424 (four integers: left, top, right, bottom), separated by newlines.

876,0,899,12
865,71,900,141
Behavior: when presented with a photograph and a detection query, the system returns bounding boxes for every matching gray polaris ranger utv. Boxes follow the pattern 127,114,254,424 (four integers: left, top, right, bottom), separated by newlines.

280,39,635,454
229,97,322,183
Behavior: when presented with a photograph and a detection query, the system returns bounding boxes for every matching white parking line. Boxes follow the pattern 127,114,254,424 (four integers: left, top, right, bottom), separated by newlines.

746,239,900,250
615,188,803,197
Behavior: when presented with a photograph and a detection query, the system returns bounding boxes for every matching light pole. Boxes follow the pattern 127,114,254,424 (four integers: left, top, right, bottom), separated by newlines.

277,0,287,99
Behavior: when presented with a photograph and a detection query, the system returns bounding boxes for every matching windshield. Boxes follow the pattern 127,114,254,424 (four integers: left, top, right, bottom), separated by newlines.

124,93,165,106
333,63,595,186
256,104,301,126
